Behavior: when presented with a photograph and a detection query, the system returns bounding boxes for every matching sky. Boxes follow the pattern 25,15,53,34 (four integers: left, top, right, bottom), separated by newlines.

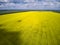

0,0,60,10
0,0,59,2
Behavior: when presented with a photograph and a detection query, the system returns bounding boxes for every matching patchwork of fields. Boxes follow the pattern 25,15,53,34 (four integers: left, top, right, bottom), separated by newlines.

0,11,60,45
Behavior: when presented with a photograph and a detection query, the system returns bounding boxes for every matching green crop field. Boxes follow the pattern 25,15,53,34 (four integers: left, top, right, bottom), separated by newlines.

0,11,60,45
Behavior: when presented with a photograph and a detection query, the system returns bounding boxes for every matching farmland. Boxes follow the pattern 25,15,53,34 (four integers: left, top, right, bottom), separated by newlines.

0,11,60,45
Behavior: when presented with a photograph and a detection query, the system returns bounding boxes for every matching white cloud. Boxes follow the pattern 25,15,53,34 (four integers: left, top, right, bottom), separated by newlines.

0,0,4,2
0,0,60,10
4,0,9,2
24,0,36,2
0,0,9,2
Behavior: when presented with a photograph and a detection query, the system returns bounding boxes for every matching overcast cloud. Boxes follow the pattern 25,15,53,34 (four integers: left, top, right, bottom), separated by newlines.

0,0,60,10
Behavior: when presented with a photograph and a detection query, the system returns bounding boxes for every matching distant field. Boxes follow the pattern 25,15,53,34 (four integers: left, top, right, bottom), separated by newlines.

0,11,60,45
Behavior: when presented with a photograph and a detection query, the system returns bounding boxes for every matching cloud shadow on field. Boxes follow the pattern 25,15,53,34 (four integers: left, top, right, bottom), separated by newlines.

0,10,28,15
0,24,3,27
0,10,60,15
0,28,22,45
52,10,60,13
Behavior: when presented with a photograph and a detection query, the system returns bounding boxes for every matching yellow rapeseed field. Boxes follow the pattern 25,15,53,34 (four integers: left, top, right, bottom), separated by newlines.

0,11,60,45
